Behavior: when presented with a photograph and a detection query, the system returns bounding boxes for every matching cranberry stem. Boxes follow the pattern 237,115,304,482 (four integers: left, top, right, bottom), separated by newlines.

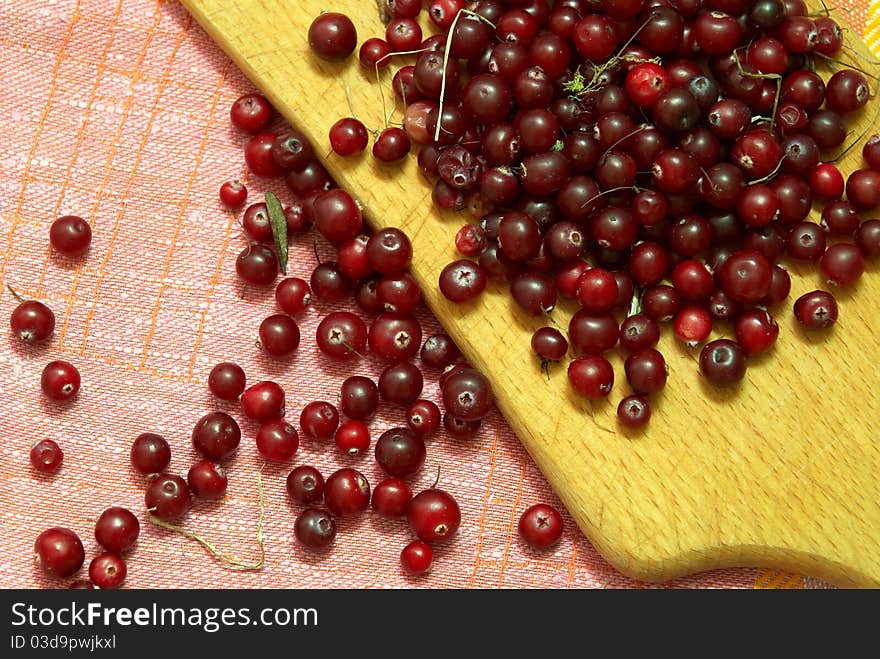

147,470,267,571
6,284,25,302
831,94,880,163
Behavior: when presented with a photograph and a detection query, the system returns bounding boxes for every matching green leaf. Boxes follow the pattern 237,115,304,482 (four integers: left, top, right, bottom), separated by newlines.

265,190,288,275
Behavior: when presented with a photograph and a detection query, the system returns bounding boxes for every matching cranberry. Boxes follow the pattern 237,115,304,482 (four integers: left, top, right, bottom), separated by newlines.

310,262,352,302
245,131,285,178
314,190,362,244
825,70,869,115
10,299,55,342
718,250,772,303
236,245,279,287
624,348,667,395
847,170,880,212
642,284,680,321
809,163,845,201
674,305,713,345
421,334,460,368
191,411,240,462
369,313,422,362
856,220,880,258
29,439,63,474
407,488,461,543
34,527,84,579
93,507,139,554
366,228,413,275
572,14,619,61
375,427,426,478
41,360,80,401
406,399,442,436
258,314,300,359
230,93,272,133
439,259,488,302
518,503,564,549
401,540,433,575
242,202,272,243
241,381,286,422
442,368,493,420
300,401,340,441
88,552,126,589
568,355,614,399
735,308,779,356
316,311,368,360
617,395,652,429
130,433,170,475
531,326,568,364
329,117,369,156
256,419,299,461
208,362,246,400
219,180,247,208
308,12,357,60
324,468,371,516
820,243,865,287
145,474,191,521
794,290,838,329
443,411,481,438
373,127,411,162
379,361,424,405
334,420,371,456
49,215,92,257
576,268,618,313
372,478,413,517
287,466,325,505
294,508,337,549
863,134,880,170
699,339,747,386
187,460,228,499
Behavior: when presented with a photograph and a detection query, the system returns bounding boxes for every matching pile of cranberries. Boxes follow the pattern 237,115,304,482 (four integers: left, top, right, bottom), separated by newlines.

307,0,880,429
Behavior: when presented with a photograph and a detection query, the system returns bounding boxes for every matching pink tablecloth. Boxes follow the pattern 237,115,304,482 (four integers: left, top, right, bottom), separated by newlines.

1,0,876,589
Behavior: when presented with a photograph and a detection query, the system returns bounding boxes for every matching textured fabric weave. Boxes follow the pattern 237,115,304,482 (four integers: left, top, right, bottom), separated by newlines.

0,0,876,589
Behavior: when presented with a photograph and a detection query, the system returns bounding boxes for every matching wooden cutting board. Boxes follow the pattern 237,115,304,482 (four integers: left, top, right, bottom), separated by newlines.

182,0,880,587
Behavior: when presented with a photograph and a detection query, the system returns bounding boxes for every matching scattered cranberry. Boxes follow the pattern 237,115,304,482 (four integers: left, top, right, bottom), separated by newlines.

568,355,614,400
334,419,371,456
29,439,63,474
339,375,379,420
406,399,442,436
256,419,300,461
236,245,279,287
89,552,126,589
617,395,652,429
379,361,424,405
230,93,273,133
420,334,460,368
300,401,340,441
518,504,564,549
294,508,337,549
208,362,246,401
130,432,171,475
375,427,426,478
245,131,285,178
699,339,747,386
287,466,325,505
34,527,84,579
316,311,367,360
192,411,241,462
40,360,80,401
735,309,779,355
371,478,413,517
49,215,92,257
329,117,369,156
323,468,371,516
219,180,247,208
94,507,140,553
10,299,55,343
408,489,461,544
308,12,358,60
401,540,433,575
241,380,285,422
794,290,838,330
275,277,312,315
442,368,493,420
145,474,191,521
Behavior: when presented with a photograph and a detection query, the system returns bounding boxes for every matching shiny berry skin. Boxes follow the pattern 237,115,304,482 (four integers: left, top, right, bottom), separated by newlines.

407,488,461,543
208,362,246,400
369,313,422,362
144,474,191,521
400,540,433,575
699,339,747,386
34,527,84,579
316,311,368,361
41,360,80,401
794,290,838,329
443,412,481,438
89,552,126,589
674,305,713,345
242,202,271,243
572,14,618,61
617,395,651,429
576,268,618,313
373,127,411,162
718,250,772,303
379,361,424,405
825,69,869,115
230,93,272,133
287,466,325,505
809,163,844,201
294,508,337,549
236,245,278,287
856,220,880,257
308,12,357,60
625,62,669,107
49,215,92,257
272,130,314,172
94,507,139,553
619,314,660,353
340,376,379,420
324,468,371,516
241,381,285,423
531,326,568,362
406,399,442,436
820,243,865,287
310,262,352,302
642,284,680,321
439,259,487,302
219,180,247,208
245,131,285,178
300,401,340,441
187,460,228,499
29,439,63,474
258,314,300,359
378,273,421,314
372,478,413,517
130,433,170,475
442,368,493,421
256,419,299,461
568,355,614,400
734,309,779,356
421,334,460,368
375,427,426,478
624,348,667,395
366,228,413,275
334,419,370,456
671,259,713,302
846,169,880,211
863,134,880,170
275,278,312,315
359,37,392,70
192,411,241,462
314,190,362,244
10,299,55,343
518,503,563,550
329,117,369,156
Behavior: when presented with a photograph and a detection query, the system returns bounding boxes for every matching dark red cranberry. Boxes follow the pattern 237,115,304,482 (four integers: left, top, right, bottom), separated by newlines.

130,433,170,475
34,527,84,579
617,395,651,428
294,508,336,549
208,362,246,400
375,428,426,478
272,130,314,172
674,305,713,345
258,314,300,359
718,250,772,303
439,260,488,302
847,170,880,212
236,245,278,287
192,411,240,462
41,360,80,401
230,93,272,133
315,311,367,361
408,489,461,543
300,401,340,441
30,439,63,474
794,290,838,329
187,460,228,500
421,334,460,368
89,552,126,589
406,399,442,436
94,507,139,553
379,362,424,405
372,478,413,517
735,309,779,355
308,12,357,60
568,355,614,399
49,215,91,257
145,474,191,521
820,243,865,287
244,131,285,178
856,220,880,258
241,380,285,423
286,465,325,505
699,339,747,386
369,313,422,362
10,299,55,343
518,503,563,549
339,376,379,420
324,468,371,516
256,419,299,461
624,348,667,395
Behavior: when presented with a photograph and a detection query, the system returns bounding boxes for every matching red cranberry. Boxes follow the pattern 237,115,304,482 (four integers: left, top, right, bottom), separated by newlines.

718,250,772,303
300,401,340,441
439,259,488,302
369,312,422,362
219,180,247,208
49,215,92,257
145,474,191,521
245,131,285,178
334,420,371,456
34,527,84,579
192,411,241,462
375,427,426,478
94,507,139,553
308,12,358,60
187,460,228,500
442,368,493,420
230,93,272,133
699,339,747,386
41,360,80,401
294,508,337,549
258,314,300,359
287,466,325,505
256,419,299,461
236,245,279,287
794,290,838,329
340,376,379,420
324,468,371,516
241,381,286,423
329,117,369,156
617,395,652,429
401,540,433,575
379,361,424,405
568,355,614,399
316,311,368,360
10,299,55,342
407,488,461,543
406,399,442,436
272,130,314,172
372,478,413,517
820,243,865,287
130,433,170,475
30,439,63,474
674,306,713,345
208,362,246,400
89,552,126,589
518,503,564,549
735,308,779,355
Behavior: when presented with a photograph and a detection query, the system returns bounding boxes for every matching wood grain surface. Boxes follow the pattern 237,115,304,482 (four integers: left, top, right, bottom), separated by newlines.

181,0,880,586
